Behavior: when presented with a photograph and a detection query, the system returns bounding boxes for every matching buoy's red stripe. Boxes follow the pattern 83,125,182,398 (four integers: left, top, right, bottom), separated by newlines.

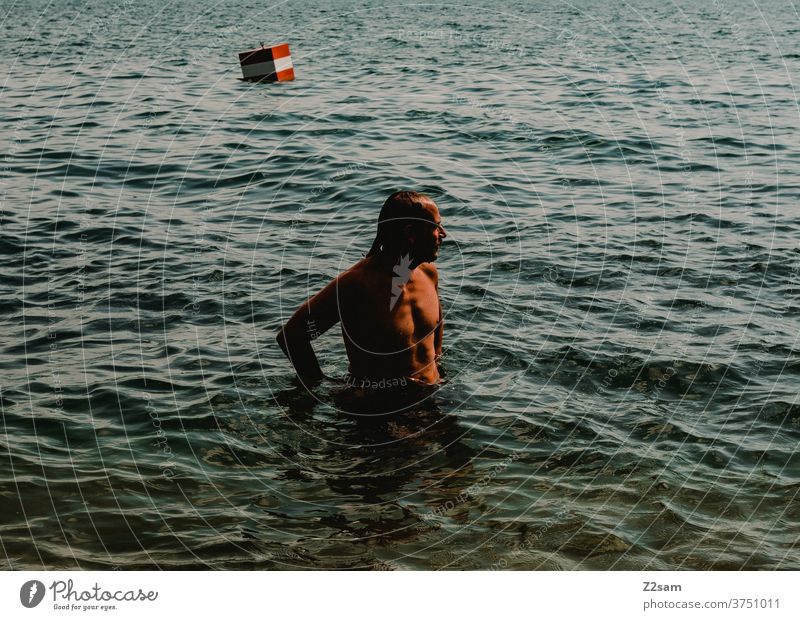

275,67,295,81
271,43,291,60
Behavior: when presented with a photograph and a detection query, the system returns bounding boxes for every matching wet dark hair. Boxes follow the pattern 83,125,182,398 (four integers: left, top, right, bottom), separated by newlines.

366,191,434,257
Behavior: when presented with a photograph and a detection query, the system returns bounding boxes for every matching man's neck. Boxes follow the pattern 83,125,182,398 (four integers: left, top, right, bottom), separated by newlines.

372,249,424,271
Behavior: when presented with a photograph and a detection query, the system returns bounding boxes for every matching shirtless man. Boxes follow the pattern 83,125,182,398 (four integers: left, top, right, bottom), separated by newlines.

276,191,447,386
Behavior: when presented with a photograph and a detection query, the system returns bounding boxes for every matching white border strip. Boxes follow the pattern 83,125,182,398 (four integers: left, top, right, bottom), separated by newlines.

0,571,795,619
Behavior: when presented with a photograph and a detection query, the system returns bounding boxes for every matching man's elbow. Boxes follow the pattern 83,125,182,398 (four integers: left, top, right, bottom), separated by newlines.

275,326,290,352
275,325,306,353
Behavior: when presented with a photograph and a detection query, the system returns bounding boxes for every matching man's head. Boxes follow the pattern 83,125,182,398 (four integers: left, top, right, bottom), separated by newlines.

366,191,447,263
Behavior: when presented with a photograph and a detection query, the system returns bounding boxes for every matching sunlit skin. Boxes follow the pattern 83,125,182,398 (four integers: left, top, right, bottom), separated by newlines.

276,194,447,386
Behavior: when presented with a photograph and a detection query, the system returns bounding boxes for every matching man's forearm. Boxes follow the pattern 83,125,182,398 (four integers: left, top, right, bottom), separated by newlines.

276,329,324,380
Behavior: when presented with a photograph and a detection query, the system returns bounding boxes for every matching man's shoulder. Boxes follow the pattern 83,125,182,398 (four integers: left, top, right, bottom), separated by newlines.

337,258,374,288
418,262,438,283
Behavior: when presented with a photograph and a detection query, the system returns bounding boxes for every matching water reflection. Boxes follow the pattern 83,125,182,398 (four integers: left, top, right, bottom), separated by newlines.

253,382,479,565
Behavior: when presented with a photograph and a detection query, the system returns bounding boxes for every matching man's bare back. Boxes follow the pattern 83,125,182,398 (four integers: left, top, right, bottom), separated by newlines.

276,191,447,386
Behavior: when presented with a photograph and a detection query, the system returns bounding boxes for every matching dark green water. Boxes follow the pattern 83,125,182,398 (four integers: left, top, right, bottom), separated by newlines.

1,0,799,569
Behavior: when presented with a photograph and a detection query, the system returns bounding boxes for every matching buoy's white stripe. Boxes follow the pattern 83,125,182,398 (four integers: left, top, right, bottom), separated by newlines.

274,55,293,72
241,60,277,78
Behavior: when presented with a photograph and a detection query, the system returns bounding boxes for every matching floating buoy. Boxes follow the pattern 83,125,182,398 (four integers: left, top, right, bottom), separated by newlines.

238,42,295,82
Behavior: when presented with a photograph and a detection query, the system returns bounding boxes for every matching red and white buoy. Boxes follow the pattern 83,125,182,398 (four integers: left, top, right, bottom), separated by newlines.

238,42,295,82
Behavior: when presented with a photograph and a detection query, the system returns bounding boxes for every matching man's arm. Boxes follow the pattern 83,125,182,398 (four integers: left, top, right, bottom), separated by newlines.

423,263,444,364
275,273,349,381
435,299,443,358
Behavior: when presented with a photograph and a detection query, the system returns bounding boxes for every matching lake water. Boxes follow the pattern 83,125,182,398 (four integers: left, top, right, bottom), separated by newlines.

1,0,799,569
